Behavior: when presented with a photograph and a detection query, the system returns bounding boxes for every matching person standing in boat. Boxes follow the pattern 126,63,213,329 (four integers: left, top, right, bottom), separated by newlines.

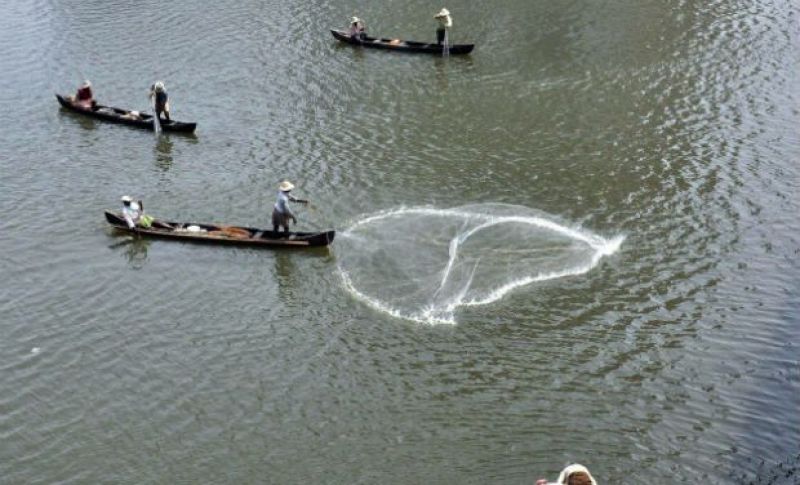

349,16,366,40
70,80,96,109
434,8,452,46
272,181,308,233
148,81,170,122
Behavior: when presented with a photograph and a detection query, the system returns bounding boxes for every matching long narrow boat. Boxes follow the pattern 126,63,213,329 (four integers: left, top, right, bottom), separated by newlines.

56,94,197,133
105,211,335,248
330,29,474,55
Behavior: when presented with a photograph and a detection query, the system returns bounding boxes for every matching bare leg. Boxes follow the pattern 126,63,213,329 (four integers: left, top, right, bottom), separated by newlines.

152,220,172,229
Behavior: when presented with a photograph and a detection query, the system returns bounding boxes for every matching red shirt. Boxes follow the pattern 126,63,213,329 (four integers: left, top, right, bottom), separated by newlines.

76,86,93,101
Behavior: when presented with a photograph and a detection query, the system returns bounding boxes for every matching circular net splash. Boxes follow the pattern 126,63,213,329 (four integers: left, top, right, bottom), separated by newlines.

337,204,623,324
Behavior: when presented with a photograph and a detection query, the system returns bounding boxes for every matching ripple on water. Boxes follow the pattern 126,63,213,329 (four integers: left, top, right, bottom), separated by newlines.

1,0,799,483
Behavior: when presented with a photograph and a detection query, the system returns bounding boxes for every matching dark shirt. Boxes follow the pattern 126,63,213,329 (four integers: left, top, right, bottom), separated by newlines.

154,90,168,108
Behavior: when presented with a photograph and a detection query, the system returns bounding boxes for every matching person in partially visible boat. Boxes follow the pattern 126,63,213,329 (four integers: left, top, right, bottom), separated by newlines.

272,180,308,233
349,16,366,40
70,80,96,110
121,195,151,229
120,196,169,230
148,81,170,121
535,464,597,485
434,8,452,45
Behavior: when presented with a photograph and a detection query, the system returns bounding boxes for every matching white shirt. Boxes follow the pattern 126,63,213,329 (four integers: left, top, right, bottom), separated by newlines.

122,202,142,228
437,14,452,28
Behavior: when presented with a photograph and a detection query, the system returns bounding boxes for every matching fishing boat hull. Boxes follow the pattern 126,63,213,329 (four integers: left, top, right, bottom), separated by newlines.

330,29,474,55
56,94,197,133
105,211,335,248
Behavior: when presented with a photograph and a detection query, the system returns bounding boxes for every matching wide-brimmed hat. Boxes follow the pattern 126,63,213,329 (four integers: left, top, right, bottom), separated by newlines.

279,180,295,191
351,16,361,23
121,195,133,203
154,81,165,92
81,80,92,88
435,8,450,17
556,464,597,485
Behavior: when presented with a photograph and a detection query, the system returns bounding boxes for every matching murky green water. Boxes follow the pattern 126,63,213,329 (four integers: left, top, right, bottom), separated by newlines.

1,0,798,483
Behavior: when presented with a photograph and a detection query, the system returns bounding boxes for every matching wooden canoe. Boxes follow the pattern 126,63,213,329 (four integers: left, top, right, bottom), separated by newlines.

330,29,474,55
56,94,197,133
105,211,335,248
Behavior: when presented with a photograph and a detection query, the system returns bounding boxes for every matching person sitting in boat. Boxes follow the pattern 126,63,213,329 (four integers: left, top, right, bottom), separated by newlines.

121,195,153,229
535,464,597,485
349,16,366,40
70,80,96,109
272,180,308,233
148,81,170,121
434,8,452,45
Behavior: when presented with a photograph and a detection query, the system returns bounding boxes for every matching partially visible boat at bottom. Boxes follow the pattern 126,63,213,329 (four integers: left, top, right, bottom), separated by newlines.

105,211,335,248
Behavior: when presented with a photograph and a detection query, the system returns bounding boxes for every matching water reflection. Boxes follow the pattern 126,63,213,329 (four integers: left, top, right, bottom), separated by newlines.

154,135,173,170
433,57,450,90
274,251,296,281
333,42,366,61
108,236,150,269
58,109,98,131
273,247,334,303
271,249,296,304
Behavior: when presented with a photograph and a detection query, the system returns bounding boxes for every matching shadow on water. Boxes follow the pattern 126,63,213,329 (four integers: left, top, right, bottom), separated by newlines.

108,235,150,269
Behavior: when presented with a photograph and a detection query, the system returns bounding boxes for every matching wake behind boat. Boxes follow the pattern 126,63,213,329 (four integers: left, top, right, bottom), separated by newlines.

105,211,335,248
330,29,474,55
56,94,197,133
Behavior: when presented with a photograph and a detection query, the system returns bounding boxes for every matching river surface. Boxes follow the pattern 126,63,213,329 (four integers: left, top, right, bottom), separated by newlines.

1,0,798,483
